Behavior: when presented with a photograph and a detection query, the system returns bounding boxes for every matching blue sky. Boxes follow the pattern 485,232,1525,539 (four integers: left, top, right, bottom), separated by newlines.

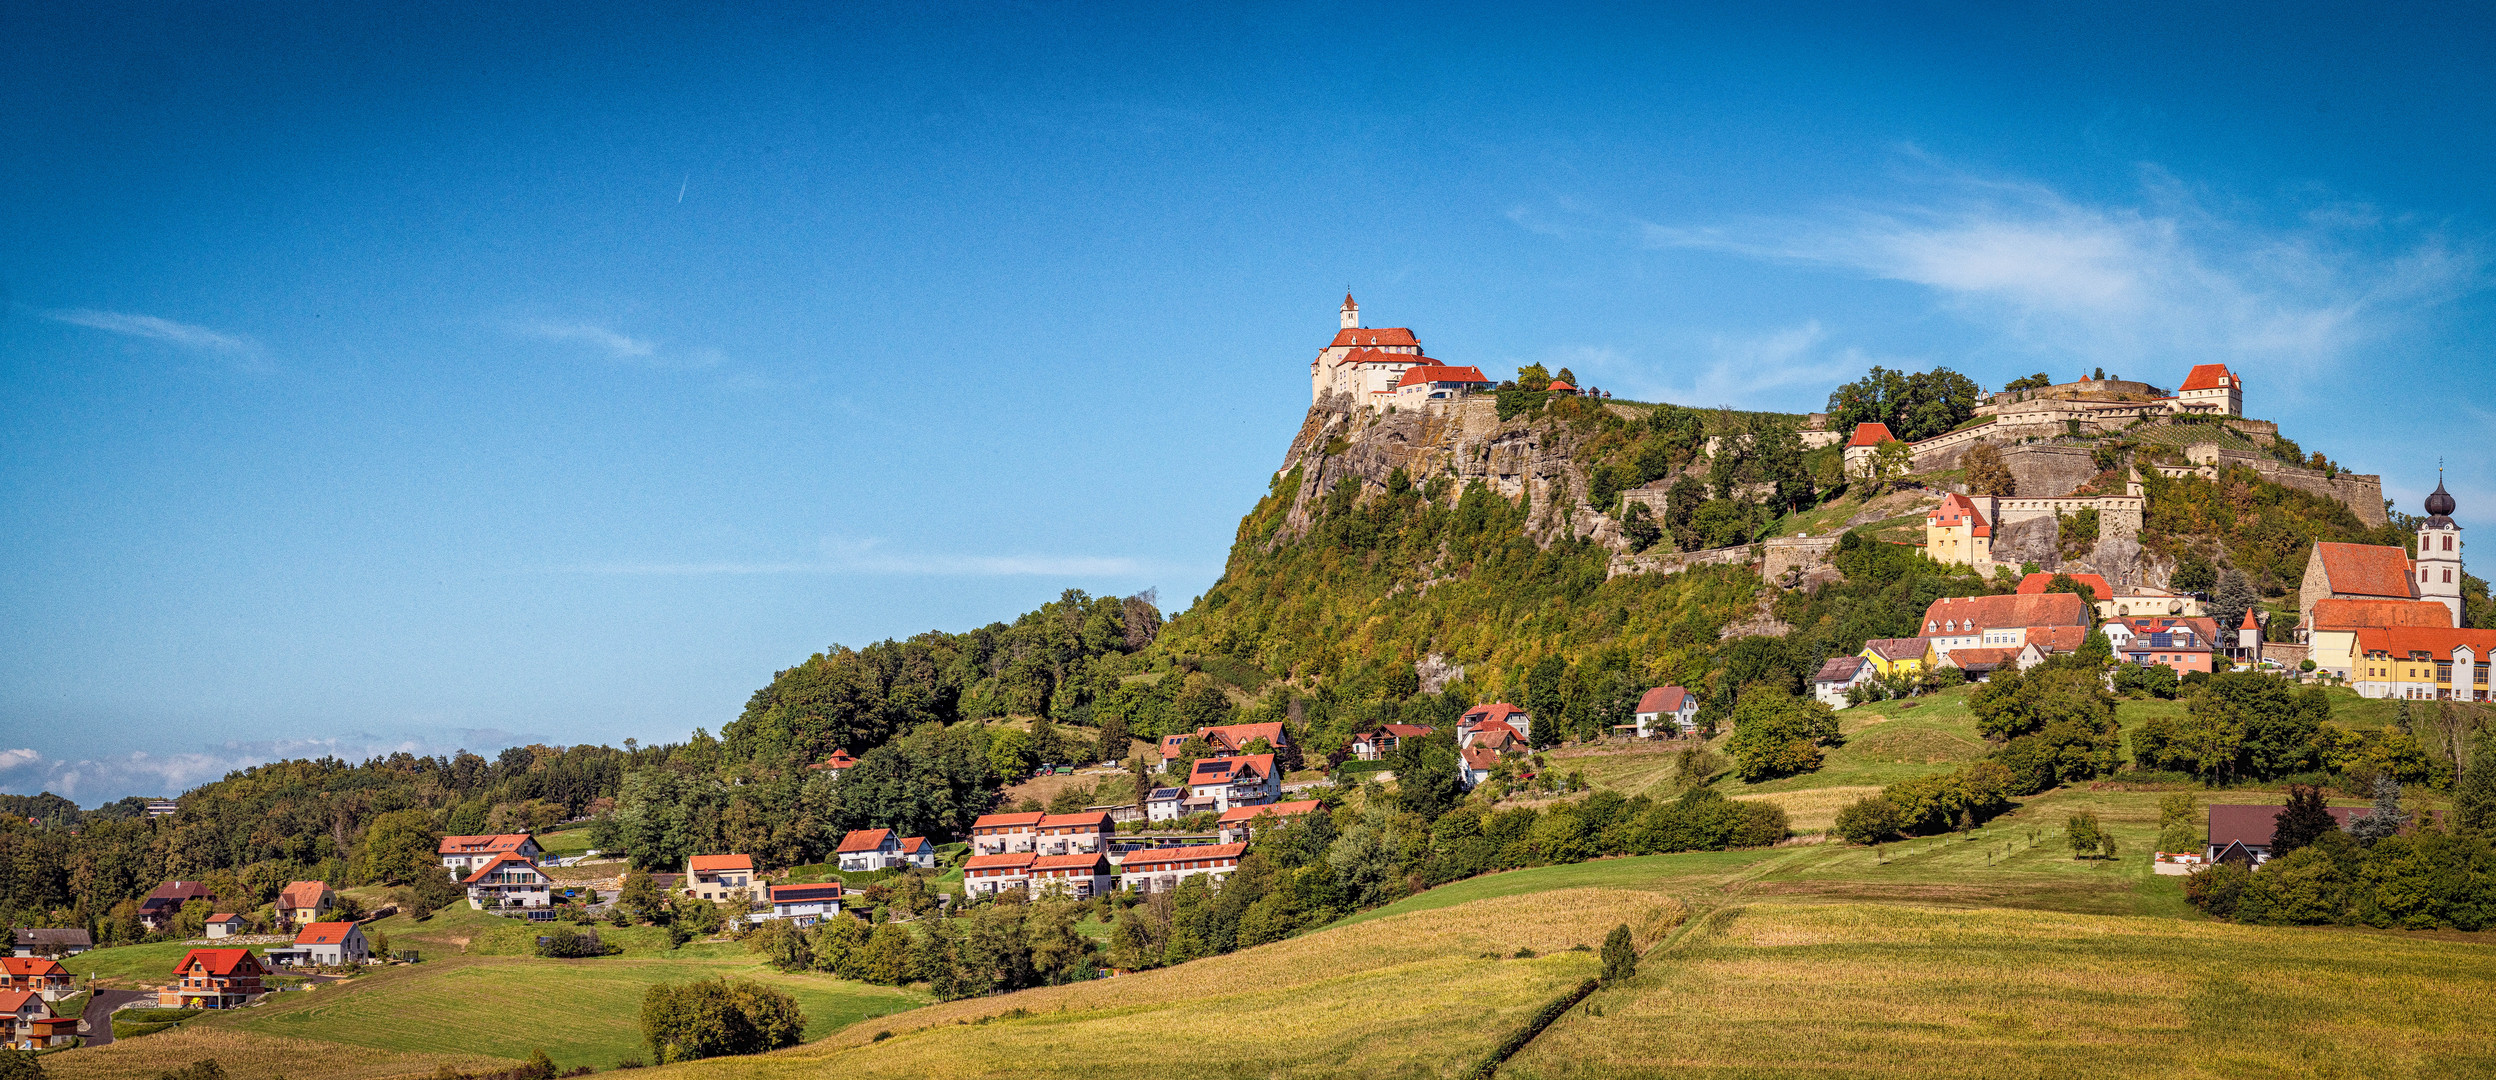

5,2,2492,803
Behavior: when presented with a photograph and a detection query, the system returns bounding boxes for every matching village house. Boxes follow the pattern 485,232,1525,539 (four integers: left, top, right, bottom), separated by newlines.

1937,647,2022,680
0,989,73,1050
2106,616,2220,675
277,880,334,926
684,854,762,904
438,833,543,873
160,948,269,1009
463,854,554,913
970,811,1045,854
1216,799,1325,844
1464,723,1526,755
1457,702,1533,742
1030,852,1115,898
1144,787,1186,822
204,913,246,939
294,921,371,966
1810,656,1875,707
1919,593,2091,656
2305,598,2458,683
0,957,73,1002
2347,626,2496,701
896,835,937,869
1157,721,1291,764
1119,843,1245,894
1859,638,1932,679
137,881,215,932
10,930,90,959
1188,753,1280,812
962,852,1036,896
764,883,844,927
835,829,905,872
1632,686,1700,737
804,748,860,777
1036,811,1112,855
1458,746,1502,790
2206,804,2361,867
1348,723,1434,761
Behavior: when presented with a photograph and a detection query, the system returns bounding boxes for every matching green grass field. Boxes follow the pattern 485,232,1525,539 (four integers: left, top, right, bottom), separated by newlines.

537,827,596,858
1507,901,2496,1079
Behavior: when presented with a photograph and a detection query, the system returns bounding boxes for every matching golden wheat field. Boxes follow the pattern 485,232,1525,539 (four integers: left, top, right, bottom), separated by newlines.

649,887,1684,1080
1503,902,2496,1080
43,1027,509,1080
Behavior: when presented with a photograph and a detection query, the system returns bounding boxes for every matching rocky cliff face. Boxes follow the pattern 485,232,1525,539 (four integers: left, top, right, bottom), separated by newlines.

1275,394,1637,552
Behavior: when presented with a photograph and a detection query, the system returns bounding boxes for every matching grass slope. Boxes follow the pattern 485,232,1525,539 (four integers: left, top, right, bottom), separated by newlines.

1508,901,2496,1079
45,1028,509,1080
648,888,1681,1080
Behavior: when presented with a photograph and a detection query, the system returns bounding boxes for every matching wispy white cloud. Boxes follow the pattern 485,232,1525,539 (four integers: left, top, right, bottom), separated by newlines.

504,320,722,369
548,538,1149,577
43,308,258,357
0,732,540,804
1638,165,2481,379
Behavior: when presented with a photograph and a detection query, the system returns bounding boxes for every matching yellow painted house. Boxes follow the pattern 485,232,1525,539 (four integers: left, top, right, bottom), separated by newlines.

1860,637,1932,677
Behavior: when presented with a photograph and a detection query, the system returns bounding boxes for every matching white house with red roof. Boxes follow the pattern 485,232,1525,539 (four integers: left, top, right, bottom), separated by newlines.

684,854,760,904
1458,746,1502,790
1842,422,1899,478
1215,799,1324,844
438,833,542,873
1918,592,2090,656
962,852,1036,896
1389,364,1494,409
1348,723,1434,761
970,811,1045,855
294,921,371,966
2175,363,2243,416
764,882,844,926
1036,811,1112,855
804,748,860,777
1031,852,1115,898
1458,702,1532,742
203,912,245,939
835,829,904,872
1120,843,1245,894
1187,753,1278,812
463,854,554,913
1632,686,1699,738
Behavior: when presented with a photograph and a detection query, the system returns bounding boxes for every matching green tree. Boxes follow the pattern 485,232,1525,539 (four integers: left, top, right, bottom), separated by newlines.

619,869,668,924
2347,777,2408,843
349,809,442,887
987,728,1036,781
1723,687,1839,782
2064,812,2105,859
2269,784,2340,858
744,918,812,972
2169,553,2218,595
1825,365,1981,442
2457,728,2496,839
641,977,804,1063
1962,442,2016,497
1834,795,1904,844
0,1049,44,1080
1600,923,1637,982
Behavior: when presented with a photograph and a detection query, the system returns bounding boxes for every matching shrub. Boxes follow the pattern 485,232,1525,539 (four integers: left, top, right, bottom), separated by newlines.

0,1049,44,1080
534,926,614,958
641,977,805,1063
1600,923,1636,982
1833,795,1904,844
2064,812,2105,858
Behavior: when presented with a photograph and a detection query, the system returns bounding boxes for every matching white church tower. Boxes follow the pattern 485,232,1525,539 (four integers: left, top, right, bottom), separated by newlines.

1340,292,1360,330
2419,475,2464,626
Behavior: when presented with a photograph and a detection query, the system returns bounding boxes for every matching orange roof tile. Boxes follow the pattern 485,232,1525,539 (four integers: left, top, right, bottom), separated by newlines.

835,829,892,854
2014,572,2111,598
963,852,1036,871
2308,598,2451,630
1393,364,1493,389
2314,542,2418,600
294,921,359,946
0,958,66,978
437,834,535,856
687,854,753,873
174,948,265,977
2353,625,2496,658
277,881,329,909
2179,364,2236,391
1846,422,1897,448
1037,811,1113,829
1460,703,1529,728
1120,843,1245,870
1031,853,1111,872
1328,327,1419,350
2025,625,2092,653
1919,593,2089,635
1634,687,1693,714
971,812,1046,829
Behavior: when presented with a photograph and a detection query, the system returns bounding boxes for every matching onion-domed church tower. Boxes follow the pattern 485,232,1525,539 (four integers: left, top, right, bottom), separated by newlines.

2418,475,2463,627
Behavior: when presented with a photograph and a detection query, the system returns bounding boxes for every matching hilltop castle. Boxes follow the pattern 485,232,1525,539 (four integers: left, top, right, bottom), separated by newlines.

1308,296,1491,413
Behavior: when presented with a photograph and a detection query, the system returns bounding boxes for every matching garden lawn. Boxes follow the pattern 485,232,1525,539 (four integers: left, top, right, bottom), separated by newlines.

1507,901,2496,1080
221,953,926,1071
538,827,596,859
648,887,1675,1080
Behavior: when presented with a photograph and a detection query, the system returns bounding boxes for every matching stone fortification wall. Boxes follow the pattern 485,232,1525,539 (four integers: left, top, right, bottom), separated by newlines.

1607,543,1753,580
1761,535,1840,582
1904,421,1999,470
1998,444,2101,498
1991,516,2060,570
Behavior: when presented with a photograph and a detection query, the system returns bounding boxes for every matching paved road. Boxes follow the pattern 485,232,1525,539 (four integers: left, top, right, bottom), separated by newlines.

79,988,152,1047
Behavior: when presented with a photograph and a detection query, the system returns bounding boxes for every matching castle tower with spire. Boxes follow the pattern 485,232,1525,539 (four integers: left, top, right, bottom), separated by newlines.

2418,473,2464,626
1340,292,1360,330
1309,293,1427,405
